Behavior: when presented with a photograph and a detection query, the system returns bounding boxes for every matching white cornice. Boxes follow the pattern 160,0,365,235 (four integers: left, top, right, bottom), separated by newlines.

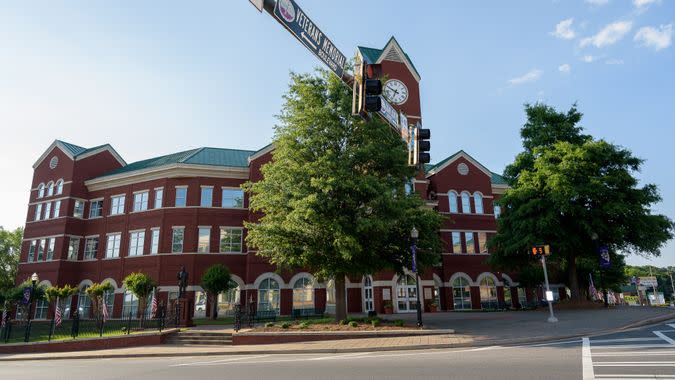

85,164,250,191
376,39,421,82
33,141,127,169
425,151,492,179
248,144,274,163
491,185,508,195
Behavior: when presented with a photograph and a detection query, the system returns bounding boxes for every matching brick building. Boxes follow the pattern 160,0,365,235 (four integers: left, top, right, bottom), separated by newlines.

16,38,543,320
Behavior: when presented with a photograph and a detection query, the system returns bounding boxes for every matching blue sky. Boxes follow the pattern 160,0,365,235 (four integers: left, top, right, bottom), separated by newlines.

0,0,673,266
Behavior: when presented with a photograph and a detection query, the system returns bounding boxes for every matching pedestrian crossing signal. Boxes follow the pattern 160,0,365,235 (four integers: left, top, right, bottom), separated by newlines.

531,245,551,256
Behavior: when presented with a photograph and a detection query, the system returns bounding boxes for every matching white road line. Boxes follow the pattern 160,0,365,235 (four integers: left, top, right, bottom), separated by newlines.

667,324,675,329
655,331,675,346
593,351,675,357
582,337,595,380
595,375,675,378
591,344,673,350
594,363,675,367
169,355,271,367
591,337,662,344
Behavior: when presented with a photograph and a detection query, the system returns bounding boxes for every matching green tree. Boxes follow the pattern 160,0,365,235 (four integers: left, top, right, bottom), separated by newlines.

625,265,675,301
4,279,47,320
85,281,114,320
0,227,23,292
200,264,233,320
44,284,78,316
491,104,673,301
122,272,156,320
243,69,442,321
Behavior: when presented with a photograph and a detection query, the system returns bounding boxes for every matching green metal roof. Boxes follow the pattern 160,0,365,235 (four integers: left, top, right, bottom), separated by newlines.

95,147,256,179
56,140,88,156
425,150,507,186
357,37,421,79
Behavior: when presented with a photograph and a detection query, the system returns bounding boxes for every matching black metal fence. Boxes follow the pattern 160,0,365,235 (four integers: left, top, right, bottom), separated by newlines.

0,311,169,344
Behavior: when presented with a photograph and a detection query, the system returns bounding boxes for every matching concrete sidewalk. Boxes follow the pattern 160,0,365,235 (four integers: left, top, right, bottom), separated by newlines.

1,306,673,361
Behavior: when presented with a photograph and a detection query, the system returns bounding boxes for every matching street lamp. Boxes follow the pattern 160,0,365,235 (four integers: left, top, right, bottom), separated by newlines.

410,227,423,328
24,273,39,342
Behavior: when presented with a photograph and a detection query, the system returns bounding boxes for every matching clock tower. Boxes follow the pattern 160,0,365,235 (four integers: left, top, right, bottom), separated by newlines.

357,37,422,126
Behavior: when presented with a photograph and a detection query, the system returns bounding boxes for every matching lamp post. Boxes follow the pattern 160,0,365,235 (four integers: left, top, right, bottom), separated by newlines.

24,272,39,342
410,227,423,328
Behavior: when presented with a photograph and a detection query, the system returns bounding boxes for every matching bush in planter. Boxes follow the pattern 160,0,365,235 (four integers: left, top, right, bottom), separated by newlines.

264,322,275,328
393,320,405,327
281,322,291,329
371,319,381,327
349,321,358,328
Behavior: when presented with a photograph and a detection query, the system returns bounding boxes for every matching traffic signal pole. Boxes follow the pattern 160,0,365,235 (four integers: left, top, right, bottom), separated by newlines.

540,255,558,323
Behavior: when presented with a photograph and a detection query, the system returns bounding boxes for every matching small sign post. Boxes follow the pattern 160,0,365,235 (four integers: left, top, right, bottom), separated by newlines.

532,245,557,322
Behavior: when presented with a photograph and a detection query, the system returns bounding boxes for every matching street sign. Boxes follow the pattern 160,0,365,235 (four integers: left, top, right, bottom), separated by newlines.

598,245,611,269
545,290,554,302
379,95,400,131
639,276,658,287
531,244,551,256
21,287,31,305
273,0,347,78
249,0,264,12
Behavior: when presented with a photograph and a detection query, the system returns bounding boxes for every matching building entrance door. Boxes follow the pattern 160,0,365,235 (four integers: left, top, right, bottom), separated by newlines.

396,274,418,313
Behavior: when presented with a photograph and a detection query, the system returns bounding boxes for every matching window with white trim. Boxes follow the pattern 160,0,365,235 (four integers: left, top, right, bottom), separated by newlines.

44,202,51,220
34,203,42,221
129,231,145,256
198,227,210,253
292,277,314,310
150,229,160,254
53,200,61,218
122,291,139,318
84,237,98,260
56,179,64,195
103,291,114,317
494,204,501,219
133,191,148,212
478,232,488,253
257,278,280,313
106,234,121,258
465,232,475,254
474,193,484,214
461,192,471,214
452,232,462,253
68,238,80,260
37,239,45,261
111,195,125,215
448,192,458,213
200,187,213,207
175,187,187,207
73,200,84,218
78,286,92,319
47,181,54,197
172,228,184,253
35,299,48,319
154,188,163,209
37,183,45,198
452,277,472,310
222,189,244,208
89,200,103,218
219,228,242,253
28,240,37,262
46,238,55,261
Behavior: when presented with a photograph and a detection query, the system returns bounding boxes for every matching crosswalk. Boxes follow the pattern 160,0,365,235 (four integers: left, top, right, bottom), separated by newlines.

584,324,675,380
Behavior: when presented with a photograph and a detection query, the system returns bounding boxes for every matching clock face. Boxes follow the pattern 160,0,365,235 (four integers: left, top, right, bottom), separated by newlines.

383,79,409,105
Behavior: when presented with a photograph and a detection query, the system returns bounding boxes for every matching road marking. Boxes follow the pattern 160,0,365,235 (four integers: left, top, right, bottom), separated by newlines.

591,344,673,350
591,337,662,344
667,324,675,329
595,375,675,378
655,331,675,346
593,351,675,357
594,363,675,367
582,337,595,380
169,355,271,367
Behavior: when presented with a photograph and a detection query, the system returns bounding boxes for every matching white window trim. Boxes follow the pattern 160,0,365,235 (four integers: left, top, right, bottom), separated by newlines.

110,194,126,216
220,187,245,209
219,226,244,253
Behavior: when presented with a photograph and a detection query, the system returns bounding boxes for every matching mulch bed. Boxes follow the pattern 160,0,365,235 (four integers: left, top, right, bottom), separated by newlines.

252,323,415,332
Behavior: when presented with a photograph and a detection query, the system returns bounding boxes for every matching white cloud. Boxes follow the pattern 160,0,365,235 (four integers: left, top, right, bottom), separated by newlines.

633,0,660,9
586,0,609,5
580,21,633,48
558,63,571,73
634,24,673,51
508,69,543,85
582,55,596,63
552,18,576,40
605,58,624,64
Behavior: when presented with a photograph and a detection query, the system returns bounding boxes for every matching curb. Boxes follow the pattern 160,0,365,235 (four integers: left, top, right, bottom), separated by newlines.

2,312,674,362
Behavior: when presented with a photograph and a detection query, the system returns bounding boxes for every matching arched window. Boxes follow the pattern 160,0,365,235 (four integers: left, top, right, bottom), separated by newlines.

479,277,498,310
433,278,442,309
363,276,374,312
217,281,240,315
474,193,484,214
494,204,501,218
47,181,54,197
461,192,471,214
503,280,513,309
396,274,418,312
37,183,45,198
448,192,458,213
56,179,64,195
258,278,280,313
78,286,92,319
326,279,336,314
293,277,314,310
452,277,472,310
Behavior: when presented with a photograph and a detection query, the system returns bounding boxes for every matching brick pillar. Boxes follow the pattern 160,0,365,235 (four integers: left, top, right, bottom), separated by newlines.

471,286,481,310
315,288,326,312
280,288,292,316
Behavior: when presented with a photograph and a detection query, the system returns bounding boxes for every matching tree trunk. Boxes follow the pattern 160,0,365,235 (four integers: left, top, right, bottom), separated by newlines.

334,275,347,322
568,254,581,302
211,294,218,320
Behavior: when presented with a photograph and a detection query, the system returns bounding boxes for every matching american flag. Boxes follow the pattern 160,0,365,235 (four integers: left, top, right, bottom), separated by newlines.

102,298,109,322
589,273,598,300
54,304,62,327
151,289,158,318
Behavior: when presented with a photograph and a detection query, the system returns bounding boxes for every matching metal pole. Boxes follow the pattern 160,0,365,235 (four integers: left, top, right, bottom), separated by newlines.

541,255,558,323
413,239,423,328
669,268,675,303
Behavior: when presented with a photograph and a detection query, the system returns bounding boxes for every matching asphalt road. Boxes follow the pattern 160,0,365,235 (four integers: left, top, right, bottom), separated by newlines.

4,321,675,380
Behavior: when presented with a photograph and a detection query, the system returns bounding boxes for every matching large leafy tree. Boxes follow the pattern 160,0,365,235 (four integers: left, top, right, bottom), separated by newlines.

244,69,442,320
123,272,157,320
200,264,233,320
491,104,673,301
0,227,22,292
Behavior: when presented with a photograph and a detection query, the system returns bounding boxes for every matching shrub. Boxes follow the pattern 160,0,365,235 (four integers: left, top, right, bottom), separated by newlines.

371,319,381,327
339,319,348,325
299,322,309,329
265,322,275,328
281,322,291,329
393,320,405,327
349,321,358,328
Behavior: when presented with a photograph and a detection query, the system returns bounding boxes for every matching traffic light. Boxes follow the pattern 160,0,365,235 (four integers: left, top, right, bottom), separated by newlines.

530,245,551,256
363,64,382,112
415,126,431,165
